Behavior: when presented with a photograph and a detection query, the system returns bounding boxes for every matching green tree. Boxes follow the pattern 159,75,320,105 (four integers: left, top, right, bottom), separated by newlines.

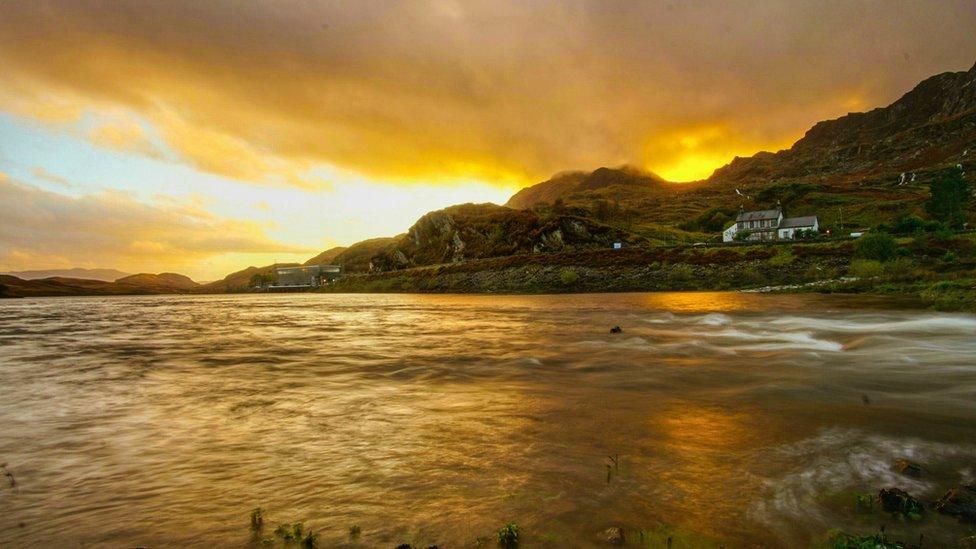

925,166,971,229
854,233,897,261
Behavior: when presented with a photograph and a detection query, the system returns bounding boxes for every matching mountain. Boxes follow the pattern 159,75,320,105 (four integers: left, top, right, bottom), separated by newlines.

506,62,976,235
1,268,131,281
506,166,675,210
368,203,644,272
112,273,200,292
303,246,347,266
709,61,976,190
330,237,399,273
0,272,199,298
200,62,976,285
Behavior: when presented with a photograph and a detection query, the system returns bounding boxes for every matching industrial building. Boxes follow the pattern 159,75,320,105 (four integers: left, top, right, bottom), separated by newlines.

273,264,342,287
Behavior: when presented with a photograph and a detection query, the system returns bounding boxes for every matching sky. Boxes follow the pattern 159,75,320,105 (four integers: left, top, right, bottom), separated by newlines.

1,1,975,280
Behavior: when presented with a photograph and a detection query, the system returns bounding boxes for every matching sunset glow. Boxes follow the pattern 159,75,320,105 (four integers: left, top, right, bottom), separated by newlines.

1,1,974,278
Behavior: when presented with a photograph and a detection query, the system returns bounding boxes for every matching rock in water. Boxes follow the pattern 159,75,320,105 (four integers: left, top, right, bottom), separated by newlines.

877,487,924,516
602,527,625,545
934,484,976,523
610,326,622,333
892,459,925,478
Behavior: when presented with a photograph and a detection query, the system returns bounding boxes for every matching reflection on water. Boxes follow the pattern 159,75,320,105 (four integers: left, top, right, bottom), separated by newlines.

0,292,974,547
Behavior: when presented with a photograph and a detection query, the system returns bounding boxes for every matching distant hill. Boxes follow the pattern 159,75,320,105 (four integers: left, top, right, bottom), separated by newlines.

2,268,130,281
369,203,644,272
303,246,347,266
0,272,200,298
112,273,200,292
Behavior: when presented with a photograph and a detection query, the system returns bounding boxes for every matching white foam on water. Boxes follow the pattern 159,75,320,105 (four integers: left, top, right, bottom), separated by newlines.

769,315,976,335
750,427,976,538
697,313,733,326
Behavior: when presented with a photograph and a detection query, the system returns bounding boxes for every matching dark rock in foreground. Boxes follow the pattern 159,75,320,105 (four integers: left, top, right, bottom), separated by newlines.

878,487,924,516
602,526,625,545
892,459,925,478
934,484,976,523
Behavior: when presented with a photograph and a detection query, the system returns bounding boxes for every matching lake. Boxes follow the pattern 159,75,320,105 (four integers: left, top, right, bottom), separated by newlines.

1,292,975,547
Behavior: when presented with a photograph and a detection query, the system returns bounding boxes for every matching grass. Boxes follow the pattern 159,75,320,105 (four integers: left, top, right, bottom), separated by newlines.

249,507,264,531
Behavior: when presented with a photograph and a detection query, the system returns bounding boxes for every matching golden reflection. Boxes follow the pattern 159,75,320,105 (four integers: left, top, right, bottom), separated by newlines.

652,402,766,537
639,291,751,313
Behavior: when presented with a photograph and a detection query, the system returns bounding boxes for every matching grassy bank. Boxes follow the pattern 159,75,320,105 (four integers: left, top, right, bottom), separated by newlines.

321,233,976,311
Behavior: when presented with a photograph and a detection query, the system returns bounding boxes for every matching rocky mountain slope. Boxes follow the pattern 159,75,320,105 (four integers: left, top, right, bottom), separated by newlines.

368,203,644,272
505,62,976,235
709,61,976,190
303,246,347,266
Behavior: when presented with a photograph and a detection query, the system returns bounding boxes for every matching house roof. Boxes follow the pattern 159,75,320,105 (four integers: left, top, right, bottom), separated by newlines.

736,209,781,222
780,215,818,229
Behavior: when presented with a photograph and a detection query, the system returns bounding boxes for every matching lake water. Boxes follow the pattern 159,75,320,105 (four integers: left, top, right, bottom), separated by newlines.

1,292,975,547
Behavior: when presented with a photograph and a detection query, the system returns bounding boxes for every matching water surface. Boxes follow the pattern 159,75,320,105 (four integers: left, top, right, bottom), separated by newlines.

1,292,975,547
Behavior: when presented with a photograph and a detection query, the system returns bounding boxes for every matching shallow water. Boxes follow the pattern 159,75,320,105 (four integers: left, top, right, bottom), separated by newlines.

1,292,975,547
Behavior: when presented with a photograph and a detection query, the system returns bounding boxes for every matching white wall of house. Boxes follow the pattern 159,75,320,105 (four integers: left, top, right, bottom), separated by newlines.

777,218,819,240
723,224,738,242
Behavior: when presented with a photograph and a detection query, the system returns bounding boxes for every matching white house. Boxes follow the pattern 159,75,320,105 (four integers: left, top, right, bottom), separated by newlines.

777,215,819,239
722,208,819,242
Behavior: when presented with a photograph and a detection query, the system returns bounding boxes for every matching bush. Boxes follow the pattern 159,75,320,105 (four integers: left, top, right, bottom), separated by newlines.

768,249,794,267
891,214,925,234
559,268,579,285
883,257,915,279
854,233,897,261
667,264,694,283
850,259,883,278
942,251,956,263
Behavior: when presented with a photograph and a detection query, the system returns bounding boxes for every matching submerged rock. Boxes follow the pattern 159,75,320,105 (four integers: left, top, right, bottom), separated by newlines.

877,487,924,516
892,459,926,478
602,527,625,545
934,484,976,523
610,326,623,333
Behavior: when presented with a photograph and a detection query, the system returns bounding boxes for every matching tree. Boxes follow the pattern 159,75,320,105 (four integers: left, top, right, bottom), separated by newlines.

925,166,971,230
854,232,897,261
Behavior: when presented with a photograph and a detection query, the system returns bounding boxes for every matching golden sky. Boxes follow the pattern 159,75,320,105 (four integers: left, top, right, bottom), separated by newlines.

1,1,974,279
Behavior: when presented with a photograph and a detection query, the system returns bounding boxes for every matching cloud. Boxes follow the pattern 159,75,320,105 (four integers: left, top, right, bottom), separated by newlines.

0,1,974,183
0,177,314,276
88,118,164,160
30,166,72,188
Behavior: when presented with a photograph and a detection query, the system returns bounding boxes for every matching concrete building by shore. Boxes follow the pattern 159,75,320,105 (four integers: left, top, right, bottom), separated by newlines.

273,265,342,287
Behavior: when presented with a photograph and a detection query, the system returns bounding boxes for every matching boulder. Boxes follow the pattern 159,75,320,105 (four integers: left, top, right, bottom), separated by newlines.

892,459,925,478
602,527,625,545
877,487,924,516
934,484,976,523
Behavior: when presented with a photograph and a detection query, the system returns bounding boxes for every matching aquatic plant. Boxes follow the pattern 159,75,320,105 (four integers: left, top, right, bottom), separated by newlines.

300,530,318,548
497,522,519,547
827,527,912,549
853,493,875,514
249,507,264,531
